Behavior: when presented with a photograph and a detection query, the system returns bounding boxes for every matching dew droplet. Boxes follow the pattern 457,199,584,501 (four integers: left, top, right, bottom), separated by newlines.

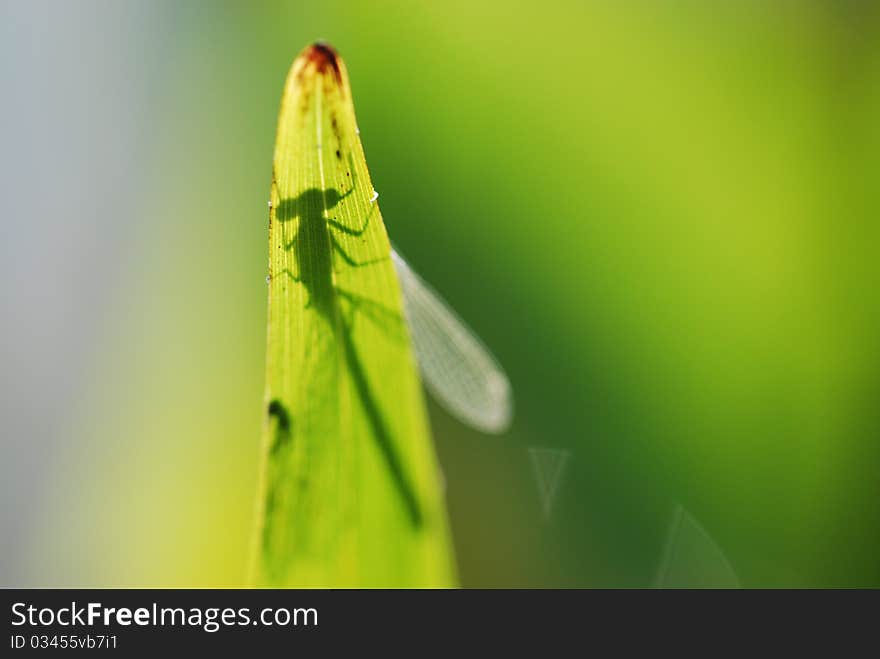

369,190,379,204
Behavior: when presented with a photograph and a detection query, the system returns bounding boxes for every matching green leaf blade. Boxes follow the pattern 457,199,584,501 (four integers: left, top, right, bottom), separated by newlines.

253,43,456,587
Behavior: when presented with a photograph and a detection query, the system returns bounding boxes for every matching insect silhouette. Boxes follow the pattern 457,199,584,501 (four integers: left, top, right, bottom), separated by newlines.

274,160,512,436
269,152,513,527
274,163,421,525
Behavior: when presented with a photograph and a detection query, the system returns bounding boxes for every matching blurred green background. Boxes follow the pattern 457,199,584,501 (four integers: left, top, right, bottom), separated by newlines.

3,0,879,587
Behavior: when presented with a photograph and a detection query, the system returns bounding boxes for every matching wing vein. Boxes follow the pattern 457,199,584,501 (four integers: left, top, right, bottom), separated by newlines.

392,249,512,434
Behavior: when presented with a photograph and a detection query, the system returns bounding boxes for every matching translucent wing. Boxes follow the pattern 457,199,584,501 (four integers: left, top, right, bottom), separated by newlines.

392,248,513,434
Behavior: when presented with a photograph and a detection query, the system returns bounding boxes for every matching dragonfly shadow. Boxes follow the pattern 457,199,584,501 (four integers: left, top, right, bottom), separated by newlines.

274,184,421,528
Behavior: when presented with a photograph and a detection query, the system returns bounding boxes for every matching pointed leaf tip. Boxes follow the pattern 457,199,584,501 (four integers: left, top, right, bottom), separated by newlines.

297,41,344,87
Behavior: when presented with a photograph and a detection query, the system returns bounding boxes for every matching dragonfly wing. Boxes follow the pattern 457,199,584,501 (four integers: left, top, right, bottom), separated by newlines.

392,248,513,434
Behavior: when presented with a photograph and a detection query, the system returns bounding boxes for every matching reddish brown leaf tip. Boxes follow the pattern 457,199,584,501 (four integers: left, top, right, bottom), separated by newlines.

304,41,343,85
